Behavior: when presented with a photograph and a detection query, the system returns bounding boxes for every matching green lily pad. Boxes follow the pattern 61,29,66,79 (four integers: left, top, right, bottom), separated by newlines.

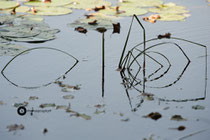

148,3,188,14
99,6,147,16
28,6,72,16
0,17,60,43
0,26,40,38
0,15,16,24
0,1,18,10
70,13,118,30
158,13,186,21
0,43,28,56
25,0,75,7
119,0,163,7
65,0,111,10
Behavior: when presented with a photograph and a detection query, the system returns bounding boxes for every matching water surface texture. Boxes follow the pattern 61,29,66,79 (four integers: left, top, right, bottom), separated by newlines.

0,0,210,140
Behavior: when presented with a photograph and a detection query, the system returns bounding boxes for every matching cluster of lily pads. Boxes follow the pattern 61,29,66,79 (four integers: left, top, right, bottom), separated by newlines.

0,0,190,33
0,14,60,56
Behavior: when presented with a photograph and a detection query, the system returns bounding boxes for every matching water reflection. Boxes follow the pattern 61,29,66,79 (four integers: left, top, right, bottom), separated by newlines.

118,15,207,111
1,47,79,89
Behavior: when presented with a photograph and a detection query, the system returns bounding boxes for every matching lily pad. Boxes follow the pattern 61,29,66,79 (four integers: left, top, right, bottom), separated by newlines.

70,13,118,30
65,0,111,10
147,2,189,21
0,19,60,43
158,13,186,21
0,1,18,10
120,0,163,7
99,6,148,16
148,3,188,14
28,6,72,16
0,43,27,56
25,0,75,7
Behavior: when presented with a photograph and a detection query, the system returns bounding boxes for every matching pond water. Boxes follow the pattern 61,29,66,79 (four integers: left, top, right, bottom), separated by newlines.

0,0,210,140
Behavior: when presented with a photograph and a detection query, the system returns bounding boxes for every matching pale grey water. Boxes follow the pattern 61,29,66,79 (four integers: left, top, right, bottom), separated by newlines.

0,0,210,140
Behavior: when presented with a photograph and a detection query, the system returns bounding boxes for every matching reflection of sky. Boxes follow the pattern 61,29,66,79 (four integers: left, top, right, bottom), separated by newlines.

0,1,210,140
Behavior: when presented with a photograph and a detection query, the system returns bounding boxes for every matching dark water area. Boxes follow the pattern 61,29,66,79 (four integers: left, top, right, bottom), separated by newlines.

0,0,210,140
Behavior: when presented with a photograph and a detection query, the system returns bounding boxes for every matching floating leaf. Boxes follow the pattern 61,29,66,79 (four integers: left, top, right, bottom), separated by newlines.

148,3,188,14
0,26,40,38
39,103,56,108
65,0,111,10
13,102,28,108
29,96,39,100
143,112,162,120
28,6,72,16
171,115,187,121
70,13,117,31
7,124,24,132
120,0,163,7
99,6,147,17
0,1,18,10
0,43,28,56
148,3,189,21
192,105,205,110
25,0,74,7
158,13,186,21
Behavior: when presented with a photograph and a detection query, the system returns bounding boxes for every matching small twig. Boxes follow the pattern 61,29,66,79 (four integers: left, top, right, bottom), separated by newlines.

178,129,209,140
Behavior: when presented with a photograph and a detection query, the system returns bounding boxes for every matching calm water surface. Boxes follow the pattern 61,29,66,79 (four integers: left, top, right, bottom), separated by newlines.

0,0,210,140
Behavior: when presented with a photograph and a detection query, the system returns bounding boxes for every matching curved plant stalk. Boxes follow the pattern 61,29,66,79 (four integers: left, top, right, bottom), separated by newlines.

118,14,207,105
1,47,79,89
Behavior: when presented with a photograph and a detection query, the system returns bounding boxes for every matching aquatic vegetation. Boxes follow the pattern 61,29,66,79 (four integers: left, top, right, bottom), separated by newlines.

0,1,18,10
1,47,79,89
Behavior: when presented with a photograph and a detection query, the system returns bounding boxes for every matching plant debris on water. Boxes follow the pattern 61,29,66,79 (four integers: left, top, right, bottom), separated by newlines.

43,128,48,134
171,115,187,121
7,124,24,132
192,105,205,110
63,95,75,99
39,103,56,108
55,81,81,92
29,96,39,100
143,112,162,120
13,102,28,108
